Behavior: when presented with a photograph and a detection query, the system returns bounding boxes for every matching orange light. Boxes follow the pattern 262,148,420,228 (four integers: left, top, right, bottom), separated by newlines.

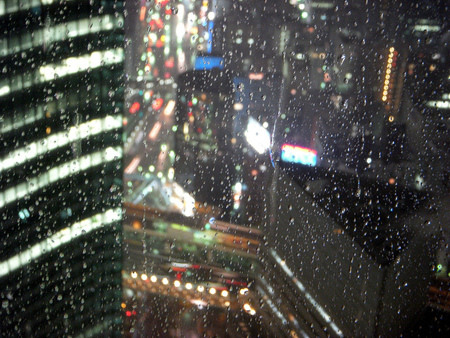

249,73,264,80
139,6,146,21
132,221,142,229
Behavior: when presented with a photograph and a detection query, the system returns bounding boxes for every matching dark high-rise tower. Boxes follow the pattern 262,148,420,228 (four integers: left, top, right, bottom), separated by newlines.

0,1,124,336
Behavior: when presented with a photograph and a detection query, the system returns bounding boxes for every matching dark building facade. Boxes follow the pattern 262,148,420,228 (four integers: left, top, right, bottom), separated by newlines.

0,1,124,336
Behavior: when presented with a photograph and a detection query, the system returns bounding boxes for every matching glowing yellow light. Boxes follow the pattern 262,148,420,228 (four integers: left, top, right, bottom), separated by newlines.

382,96,387,101
150,275,157,283
221,290,229,297
121,303,126,309
389,47,395,52
174,280,181,287
388,115,395,122
162,278,169,285
141,273,148,281
197,285,205,292
131,271,138,278
209,288,216,295
239,288,249,295
186,283,193,290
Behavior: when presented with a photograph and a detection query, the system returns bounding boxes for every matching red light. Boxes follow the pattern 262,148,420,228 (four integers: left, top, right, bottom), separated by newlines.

165,58,174,68
188,101,193,107
156,40,164,48
152,98,164,110
225,279,248,287
129,102,140,114
172,267,187,272
125,311,132,317
197,127,202,133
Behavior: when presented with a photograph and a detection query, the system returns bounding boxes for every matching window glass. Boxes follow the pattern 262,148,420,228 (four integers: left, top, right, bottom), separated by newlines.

1,1,448,337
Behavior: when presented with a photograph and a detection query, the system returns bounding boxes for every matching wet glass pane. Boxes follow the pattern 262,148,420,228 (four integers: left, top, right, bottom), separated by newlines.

1,0,449,337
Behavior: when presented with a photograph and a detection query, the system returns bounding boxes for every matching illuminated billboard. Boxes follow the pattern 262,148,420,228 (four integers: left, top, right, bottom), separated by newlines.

281,144,317,166
194,55,224,70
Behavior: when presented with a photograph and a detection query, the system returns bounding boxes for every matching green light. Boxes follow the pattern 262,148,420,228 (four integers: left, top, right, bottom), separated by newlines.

192,97,198,105
301,12,308,19
172,126,178,132
320,82,326,89
437,264,443,271
149,165,155,172
137,166,143,172
171,223,189,232
205,223,211,230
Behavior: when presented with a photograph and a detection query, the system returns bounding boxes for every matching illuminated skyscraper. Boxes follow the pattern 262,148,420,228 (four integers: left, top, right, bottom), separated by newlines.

0,1,124,335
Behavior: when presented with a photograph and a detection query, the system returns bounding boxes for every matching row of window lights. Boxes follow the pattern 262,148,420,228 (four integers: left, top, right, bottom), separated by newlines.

0,208,122,278
0,48,124,97
130,271,250,298
0,115,121,173
0,146,122,209
0,0,74,16
0,14,120,58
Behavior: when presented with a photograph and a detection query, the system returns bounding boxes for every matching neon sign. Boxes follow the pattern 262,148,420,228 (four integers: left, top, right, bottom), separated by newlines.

281,144,317,166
